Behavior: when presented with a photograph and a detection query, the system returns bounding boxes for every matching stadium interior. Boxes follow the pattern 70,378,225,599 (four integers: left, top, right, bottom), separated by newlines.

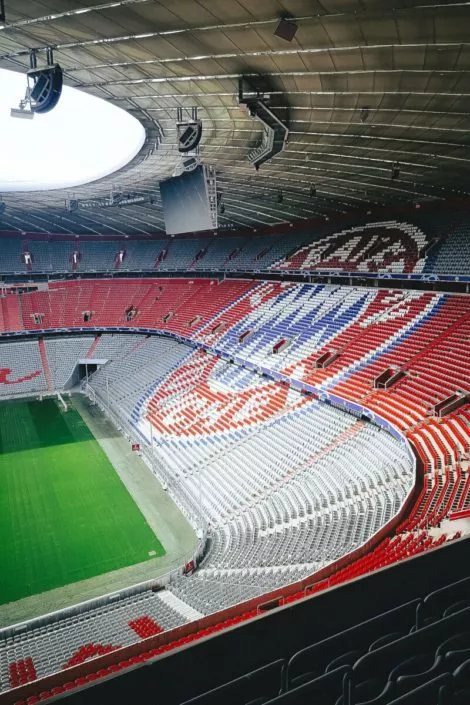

0,2,469,705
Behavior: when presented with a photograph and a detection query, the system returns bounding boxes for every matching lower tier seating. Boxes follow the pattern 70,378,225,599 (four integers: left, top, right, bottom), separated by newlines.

0,334,414,695
0,589,194,692
12,575,470,705
0,277,468,701
90,338,413,606
0,341,45,397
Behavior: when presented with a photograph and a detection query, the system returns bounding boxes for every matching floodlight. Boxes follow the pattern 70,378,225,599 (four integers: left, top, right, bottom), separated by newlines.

10,106,34,120
9,49,63,119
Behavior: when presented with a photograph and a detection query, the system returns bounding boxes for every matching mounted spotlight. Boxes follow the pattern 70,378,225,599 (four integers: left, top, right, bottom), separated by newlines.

391,161,400,180
10,48,63,118
10,105,34,120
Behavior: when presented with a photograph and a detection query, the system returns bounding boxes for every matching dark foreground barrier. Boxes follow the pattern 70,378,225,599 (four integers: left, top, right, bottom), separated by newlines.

48,537,470,705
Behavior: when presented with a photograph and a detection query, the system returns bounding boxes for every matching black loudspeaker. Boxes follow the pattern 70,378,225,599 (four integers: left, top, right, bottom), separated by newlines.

28,65,63,114
274,18,298,42
177,121,203,153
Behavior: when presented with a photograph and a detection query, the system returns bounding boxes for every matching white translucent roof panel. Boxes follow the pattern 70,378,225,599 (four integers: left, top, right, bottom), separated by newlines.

0,68,145,192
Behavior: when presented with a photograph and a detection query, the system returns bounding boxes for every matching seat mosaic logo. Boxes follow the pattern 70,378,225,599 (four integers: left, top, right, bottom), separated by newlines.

279,221,427,274
0,368,42,384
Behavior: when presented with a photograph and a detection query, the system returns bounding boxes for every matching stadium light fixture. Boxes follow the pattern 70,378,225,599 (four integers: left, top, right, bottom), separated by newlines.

10,49,63,117
1,66,145,191
10,103,34,120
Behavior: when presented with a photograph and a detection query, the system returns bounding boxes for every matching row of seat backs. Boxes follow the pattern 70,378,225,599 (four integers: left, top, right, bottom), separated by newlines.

265,666,470,705
180,644,470,705
350,606,470,703
288,575,470,687
180,659,286,705
179,658,470,705
179,576,470,705
287,599,420,687
416,575,470,628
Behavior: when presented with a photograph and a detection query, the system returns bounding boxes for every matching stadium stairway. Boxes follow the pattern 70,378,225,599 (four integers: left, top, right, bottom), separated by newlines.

38,340,54,392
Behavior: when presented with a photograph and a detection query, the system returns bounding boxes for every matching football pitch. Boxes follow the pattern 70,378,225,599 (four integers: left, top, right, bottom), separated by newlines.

0,398,165,606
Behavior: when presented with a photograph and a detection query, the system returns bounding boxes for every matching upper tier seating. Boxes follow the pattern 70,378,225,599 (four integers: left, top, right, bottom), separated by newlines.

191,236,250,271
428,221,470,274
13,278,255,335
116,239,167,271
2,208,470,276
0,589,197,692
271,221,428,274
159,238,211,270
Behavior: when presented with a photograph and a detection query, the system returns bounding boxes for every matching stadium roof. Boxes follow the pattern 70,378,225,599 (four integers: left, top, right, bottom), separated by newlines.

0,0,469,235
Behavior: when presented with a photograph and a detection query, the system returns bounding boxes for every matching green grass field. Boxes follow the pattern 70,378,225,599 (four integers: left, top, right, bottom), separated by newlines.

0,398,165,605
